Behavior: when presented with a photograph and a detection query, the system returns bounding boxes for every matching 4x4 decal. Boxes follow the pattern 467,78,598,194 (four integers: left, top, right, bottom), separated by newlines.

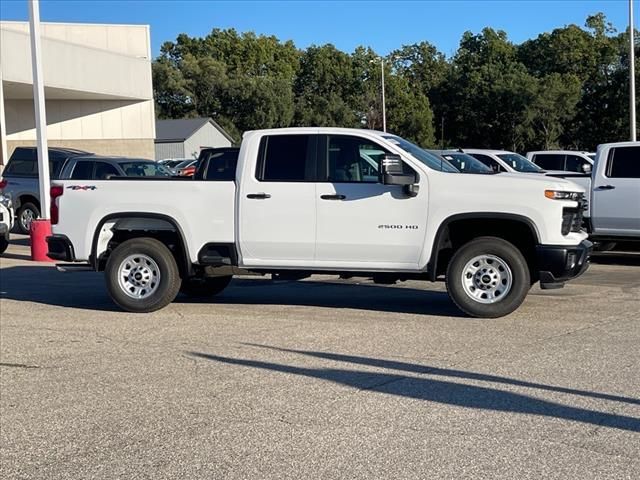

67,185,97,191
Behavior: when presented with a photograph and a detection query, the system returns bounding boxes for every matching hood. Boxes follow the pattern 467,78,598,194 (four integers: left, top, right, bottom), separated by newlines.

473,172,586,193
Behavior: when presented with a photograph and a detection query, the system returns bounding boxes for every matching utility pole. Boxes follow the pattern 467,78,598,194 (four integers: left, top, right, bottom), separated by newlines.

381,58,386,132
631,0,637,141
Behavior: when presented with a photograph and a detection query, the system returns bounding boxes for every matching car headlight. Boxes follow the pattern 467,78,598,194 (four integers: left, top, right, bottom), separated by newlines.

0,193,12,208
544,190,582,201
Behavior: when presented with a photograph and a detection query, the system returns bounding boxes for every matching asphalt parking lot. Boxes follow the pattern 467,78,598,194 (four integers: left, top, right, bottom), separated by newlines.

1,236,639,479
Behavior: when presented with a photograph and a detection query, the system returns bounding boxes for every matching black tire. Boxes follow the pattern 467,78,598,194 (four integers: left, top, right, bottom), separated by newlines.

105,237,181,313
16,202,40,234
0,237,8,254
180,276,232,298
446,236,531,318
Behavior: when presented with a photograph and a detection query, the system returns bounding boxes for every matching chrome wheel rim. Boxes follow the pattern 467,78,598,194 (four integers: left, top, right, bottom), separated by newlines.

21,208,35,231
461,254,512,304
117,254,161,300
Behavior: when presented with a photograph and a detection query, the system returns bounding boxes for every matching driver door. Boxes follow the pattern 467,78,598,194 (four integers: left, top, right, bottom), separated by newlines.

314,134,428,270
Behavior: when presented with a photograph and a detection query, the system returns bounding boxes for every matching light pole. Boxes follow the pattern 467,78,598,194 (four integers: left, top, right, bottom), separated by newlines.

370,57,386,132
630,0,637,141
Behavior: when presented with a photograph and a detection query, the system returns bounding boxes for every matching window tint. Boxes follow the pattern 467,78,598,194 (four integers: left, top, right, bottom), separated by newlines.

257,135,312,182
4,158,37,176
71,161,95,180
324,135,389,182
94,162,120,180
607,146,640,178
6,149,69,179
203,151,239,181
50,159,67,179
565,155,588,173
534,154,565,171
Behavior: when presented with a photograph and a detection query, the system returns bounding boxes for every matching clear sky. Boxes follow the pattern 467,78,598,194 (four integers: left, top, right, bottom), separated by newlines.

0,0,633,57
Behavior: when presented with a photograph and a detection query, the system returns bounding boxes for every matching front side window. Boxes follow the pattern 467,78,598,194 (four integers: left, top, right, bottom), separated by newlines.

119,162,171,177
324,135,389,183
469,153,504,172
565,155,588,173
497,153,542,173
94,162,120,179
606,146,640,178
534,154,565,171
257,135,313,182
71,161,95,180
442,153,493,173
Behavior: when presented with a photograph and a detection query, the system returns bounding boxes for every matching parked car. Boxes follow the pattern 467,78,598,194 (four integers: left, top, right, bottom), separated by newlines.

526,150,595,174
159,158,191,175
58,156,173,180
0,192,14,254
463,149,546,174
0,147,91,233
47,127,590,318
426,150,494,174
174,159,198,177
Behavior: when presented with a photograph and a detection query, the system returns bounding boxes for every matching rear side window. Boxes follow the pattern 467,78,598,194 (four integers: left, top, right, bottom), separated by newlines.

607,146,640,178
203,151,239,181
71,161,95,180
5,149,70,179
256,135,314,182
534,154,565,170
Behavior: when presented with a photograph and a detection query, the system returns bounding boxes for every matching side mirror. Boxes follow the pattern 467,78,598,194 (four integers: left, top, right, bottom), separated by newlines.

581,163,592,174
380,154,416,186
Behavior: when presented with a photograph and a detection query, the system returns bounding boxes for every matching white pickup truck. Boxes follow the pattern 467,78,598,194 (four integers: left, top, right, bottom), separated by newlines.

47,128,591,318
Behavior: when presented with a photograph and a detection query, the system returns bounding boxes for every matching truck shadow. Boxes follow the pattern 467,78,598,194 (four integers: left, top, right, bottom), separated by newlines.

590,251,640,267
0,266,463,317
187,347,640,433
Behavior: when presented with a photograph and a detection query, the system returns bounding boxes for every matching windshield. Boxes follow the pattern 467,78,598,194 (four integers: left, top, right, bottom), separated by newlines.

440,153,493,174
176,160,195,169
497,153,542,173
382,135,459,172
119,162,172,177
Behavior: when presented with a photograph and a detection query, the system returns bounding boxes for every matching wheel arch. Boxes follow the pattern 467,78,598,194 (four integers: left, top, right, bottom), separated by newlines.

427,213,541,281
90,212,192,276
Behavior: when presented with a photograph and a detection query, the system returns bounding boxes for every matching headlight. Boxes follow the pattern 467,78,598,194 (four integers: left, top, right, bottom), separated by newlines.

544,190,582,201
0,193,12,208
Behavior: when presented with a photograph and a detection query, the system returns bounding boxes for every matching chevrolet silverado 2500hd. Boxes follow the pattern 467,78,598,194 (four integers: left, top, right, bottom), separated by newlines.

47,128,591,318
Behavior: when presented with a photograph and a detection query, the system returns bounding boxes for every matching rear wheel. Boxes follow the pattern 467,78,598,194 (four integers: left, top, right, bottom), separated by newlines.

16,202,40,234
446,236,530,318
105,238,181,313
180,276,232,298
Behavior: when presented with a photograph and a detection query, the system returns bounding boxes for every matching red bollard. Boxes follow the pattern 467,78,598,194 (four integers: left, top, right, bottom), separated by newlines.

30,219,55,262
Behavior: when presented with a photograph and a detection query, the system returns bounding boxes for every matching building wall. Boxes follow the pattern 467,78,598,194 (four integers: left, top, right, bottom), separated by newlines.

155,142,185,160
4,99,155,159
183,123,232,159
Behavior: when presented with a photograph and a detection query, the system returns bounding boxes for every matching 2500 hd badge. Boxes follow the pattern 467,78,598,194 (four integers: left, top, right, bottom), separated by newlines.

378,224,419,230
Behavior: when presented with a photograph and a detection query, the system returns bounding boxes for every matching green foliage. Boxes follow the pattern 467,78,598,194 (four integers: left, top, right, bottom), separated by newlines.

153,13,636,151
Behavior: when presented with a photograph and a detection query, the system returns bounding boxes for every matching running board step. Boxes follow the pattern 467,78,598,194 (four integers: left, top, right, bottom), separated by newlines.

56,263,94,273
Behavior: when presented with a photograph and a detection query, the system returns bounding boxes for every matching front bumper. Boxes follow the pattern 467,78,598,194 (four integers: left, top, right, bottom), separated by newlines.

536,239,592,289
46,235,76,261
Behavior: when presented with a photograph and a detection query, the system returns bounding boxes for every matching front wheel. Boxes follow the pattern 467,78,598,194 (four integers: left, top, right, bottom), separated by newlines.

446,237,531,318
105,237,181,313
180,276,232,298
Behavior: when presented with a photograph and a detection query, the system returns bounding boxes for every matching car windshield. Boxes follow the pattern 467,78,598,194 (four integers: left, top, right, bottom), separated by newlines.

382,135,459,172
497,153,542,173
119,162,172,177
440,153,494,174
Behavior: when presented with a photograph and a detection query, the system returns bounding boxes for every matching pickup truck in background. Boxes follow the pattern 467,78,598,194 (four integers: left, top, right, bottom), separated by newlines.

47,128,591,318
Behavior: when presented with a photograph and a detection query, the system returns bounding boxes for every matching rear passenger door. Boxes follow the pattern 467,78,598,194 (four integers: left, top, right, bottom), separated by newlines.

238,134,318,267
591,145,640,236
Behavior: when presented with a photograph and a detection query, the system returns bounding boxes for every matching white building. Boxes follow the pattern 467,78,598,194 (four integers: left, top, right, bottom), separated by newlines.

154,118,235,160
0,21,156,166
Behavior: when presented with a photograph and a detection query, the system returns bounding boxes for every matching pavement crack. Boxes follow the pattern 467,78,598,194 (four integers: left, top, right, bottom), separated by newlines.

0,362,41,369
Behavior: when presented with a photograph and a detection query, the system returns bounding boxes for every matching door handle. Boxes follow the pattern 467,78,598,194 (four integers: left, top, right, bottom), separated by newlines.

247,192,271,199
320,194,346,200
596,185,616,190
